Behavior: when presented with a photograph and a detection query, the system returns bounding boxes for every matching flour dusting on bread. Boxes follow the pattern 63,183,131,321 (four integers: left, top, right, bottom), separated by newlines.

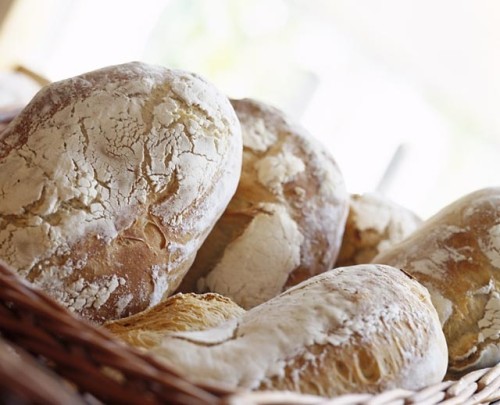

0,62,242,322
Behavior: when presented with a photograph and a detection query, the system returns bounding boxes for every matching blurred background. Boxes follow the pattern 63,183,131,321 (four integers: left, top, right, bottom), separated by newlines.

0,0,498,219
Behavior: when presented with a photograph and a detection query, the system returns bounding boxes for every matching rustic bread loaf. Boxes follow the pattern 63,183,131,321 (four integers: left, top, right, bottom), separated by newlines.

178,98,348,309
104,292,245,349
0,62,242,323
141,264,447,397
336,192,422,267
373,187,500,376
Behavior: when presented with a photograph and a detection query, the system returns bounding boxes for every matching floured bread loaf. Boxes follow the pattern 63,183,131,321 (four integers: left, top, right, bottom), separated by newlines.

146,264,447,396
178,98,348,309
373,187,500,375
0,62,242,323
336,192,422,267
104,292,245,349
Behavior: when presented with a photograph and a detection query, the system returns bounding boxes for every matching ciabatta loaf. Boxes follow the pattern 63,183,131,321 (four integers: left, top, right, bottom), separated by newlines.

145,264,447,396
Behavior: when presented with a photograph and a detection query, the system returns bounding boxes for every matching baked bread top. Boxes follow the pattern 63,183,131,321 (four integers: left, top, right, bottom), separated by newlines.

0,62,242,322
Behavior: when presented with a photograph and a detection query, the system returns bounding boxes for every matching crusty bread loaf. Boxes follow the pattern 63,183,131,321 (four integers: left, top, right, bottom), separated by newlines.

104,292,245,349
141,264,447,397
178,98,348,309
373,187,500,376
0,62,242,323
336,192,422,267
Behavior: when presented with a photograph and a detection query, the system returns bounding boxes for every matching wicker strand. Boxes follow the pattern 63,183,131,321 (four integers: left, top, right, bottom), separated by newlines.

408,381,453,404
0,337,86,405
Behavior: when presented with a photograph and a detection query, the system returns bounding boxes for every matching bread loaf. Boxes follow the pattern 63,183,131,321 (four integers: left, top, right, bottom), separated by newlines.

105,292,245,349
373,187,500,376
178,98,348,309
0,62,242,323
336,192,422,267
141,264,447,396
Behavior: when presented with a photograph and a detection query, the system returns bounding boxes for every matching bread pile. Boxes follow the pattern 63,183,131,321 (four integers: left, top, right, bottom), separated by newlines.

0,61,497,397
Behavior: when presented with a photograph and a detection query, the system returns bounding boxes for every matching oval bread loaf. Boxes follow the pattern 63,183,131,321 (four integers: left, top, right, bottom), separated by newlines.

336,192,422,267
373,187,500,376
179,98,348,309
0,62,242,323
141,264,447,396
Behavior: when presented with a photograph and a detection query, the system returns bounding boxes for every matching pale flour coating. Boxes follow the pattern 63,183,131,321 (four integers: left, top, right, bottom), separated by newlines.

0,62,242,322
197,203,304,308
254,152,306,193
373,187,500,375
179,98,348,308
146,264,447,396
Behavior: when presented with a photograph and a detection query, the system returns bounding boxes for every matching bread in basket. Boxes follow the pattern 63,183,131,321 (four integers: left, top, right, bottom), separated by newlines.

0,62,499,404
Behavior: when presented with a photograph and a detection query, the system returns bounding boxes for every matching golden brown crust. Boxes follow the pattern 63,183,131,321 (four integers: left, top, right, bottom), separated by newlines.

178,98,348,308
373,187,500,375
104,292,245,349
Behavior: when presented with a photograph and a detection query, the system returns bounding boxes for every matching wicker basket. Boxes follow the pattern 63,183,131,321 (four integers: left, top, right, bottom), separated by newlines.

0,261,499,405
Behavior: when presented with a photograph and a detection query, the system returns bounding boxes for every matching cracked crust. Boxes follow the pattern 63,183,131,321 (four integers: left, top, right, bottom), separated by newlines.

373,187,500,376
178,98,348,309
0,62,242,323
336,192,422,267
141,265,447,396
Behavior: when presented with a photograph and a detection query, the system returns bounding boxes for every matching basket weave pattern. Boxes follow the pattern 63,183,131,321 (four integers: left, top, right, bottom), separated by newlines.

0,261,499,404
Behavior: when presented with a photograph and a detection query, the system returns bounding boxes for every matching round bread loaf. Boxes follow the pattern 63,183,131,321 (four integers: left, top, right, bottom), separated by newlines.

104,292,245,349
336,192,422,267
178,98,348,309
0,62,242,323
373,187,500,376
145,264,447,396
